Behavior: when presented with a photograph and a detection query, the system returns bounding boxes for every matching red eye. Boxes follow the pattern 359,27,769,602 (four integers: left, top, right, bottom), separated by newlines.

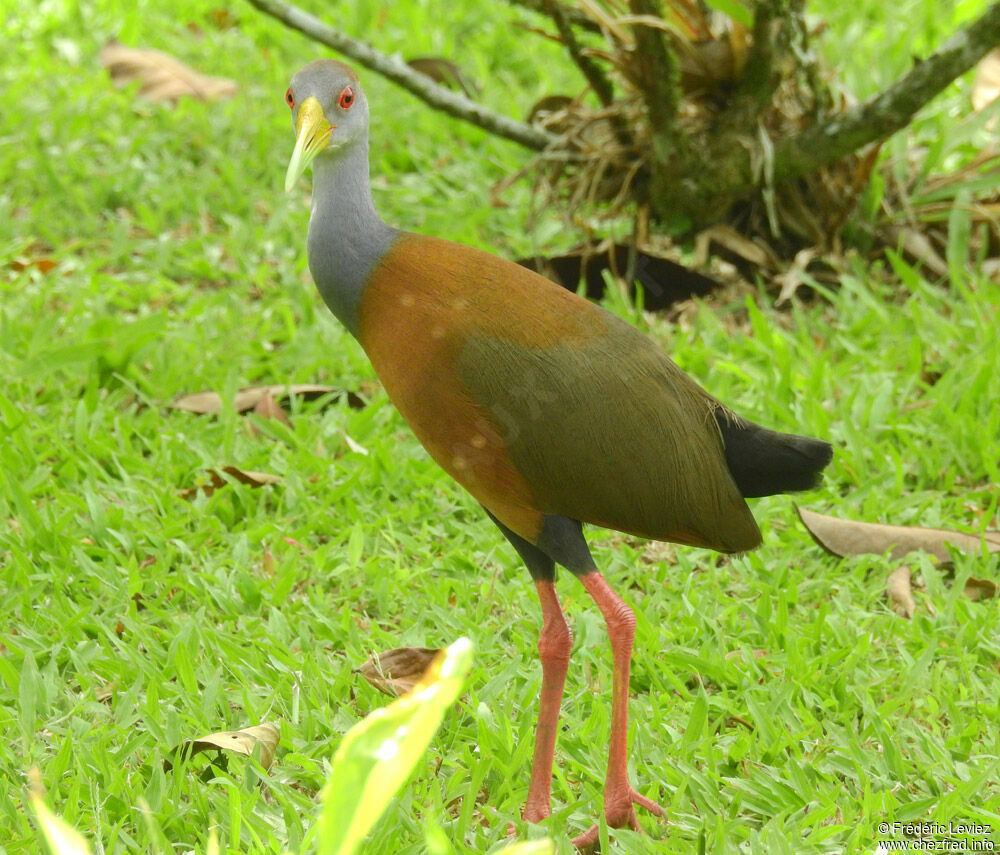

285,88,295,108
338,87,354,110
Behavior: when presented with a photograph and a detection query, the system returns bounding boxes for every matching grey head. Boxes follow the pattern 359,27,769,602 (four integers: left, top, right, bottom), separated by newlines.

284,60,398,337
284,60,370,191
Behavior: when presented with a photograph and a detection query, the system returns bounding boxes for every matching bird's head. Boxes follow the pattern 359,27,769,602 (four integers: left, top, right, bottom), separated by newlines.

284,60,368,192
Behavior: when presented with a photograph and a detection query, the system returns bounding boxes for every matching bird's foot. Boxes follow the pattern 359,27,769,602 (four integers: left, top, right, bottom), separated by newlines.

507,800,551,841
522,800,552,825
570,788,665,851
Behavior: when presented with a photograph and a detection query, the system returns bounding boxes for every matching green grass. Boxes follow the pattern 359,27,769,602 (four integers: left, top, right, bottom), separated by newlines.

2,0,1000,853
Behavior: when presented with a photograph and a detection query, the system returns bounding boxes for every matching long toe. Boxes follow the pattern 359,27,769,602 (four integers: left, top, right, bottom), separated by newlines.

606,785,665,826
571,824,601,851
571,788,665,849
630,789,665,817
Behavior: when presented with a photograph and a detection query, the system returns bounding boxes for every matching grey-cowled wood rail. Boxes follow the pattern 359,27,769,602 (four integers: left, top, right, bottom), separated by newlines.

284,60,832,848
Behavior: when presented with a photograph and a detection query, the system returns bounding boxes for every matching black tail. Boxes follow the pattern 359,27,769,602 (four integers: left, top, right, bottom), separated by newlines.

715,412,833,499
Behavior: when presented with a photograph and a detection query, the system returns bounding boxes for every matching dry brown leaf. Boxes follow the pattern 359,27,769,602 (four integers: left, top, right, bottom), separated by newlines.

100,39,238,103
884,225,950,278
678,36,740,92
406,57,477,98
10,257,58,275
206,8,239,30
357,647,442,697
527,94,574,128
170,722,280,771
963,576,999,601
774,247,818,305
972,48,1000,112
261,544,276,576
797,506,1000,562
251,391,291,427
172,384,364,415
886,566,916,618
179,466,282,499
214,466,281,487
693,225,779,271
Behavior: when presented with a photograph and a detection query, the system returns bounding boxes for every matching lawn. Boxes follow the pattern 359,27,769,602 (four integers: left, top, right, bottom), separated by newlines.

2,0,999,853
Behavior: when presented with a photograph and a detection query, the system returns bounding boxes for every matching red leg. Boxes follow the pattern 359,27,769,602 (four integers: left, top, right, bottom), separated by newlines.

523,579,573,823
572,572,664,850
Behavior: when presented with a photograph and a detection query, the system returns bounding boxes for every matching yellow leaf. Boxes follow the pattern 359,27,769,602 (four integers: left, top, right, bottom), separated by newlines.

171,721,280,771
318,638,473,855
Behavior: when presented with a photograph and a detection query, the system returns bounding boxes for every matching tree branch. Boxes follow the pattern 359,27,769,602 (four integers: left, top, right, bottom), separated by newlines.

545,0,615,107
627,0,681,145
243,0,556,151
506,0,601,34
774,1,1000,183
727,0,788,125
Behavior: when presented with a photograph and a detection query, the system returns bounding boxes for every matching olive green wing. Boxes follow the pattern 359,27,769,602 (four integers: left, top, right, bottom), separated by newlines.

455,312,761,552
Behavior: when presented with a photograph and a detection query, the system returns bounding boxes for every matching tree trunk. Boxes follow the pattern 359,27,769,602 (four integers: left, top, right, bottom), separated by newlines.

641,1,1000,230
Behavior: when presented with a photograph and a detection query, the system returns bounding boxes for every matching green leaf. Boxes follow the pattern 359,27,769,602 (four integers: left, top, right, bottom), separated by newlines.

317,637,474,855
702,0,752,27
681,687,709,751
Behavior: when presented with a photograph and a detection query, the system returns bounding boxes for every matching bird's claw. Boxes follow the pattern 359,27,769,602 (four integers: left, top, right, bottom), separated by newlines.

570,788,665,851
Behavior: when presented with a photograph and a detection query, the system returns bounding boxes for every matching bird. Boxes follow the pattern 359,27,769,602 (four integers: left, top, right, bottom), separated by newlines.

283,59,833,849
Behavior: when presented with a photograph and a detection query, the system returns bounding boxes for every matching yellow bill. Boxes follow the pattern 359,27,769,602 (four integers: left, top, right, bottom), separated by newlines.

285,96,335,192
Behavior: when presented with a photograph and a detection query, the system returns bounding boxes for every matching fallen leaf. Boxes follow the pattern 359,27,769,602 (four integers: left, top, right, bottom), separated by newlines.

206,8,239,29
406,56,477,98
884,225,950,278
973,48,1000,112
797,506,1000,562
693,224,779,271
251,390,291,427
774,248,818,305
319,640,473,855
179,466,282,499
169,722,280,771
678,35,740,92
261,545,275,576
100,39,238,103
963,576,999,601
10,257,58,275
886,566,916,618
527,94,574,128
171,384,364,415
357,647,442,697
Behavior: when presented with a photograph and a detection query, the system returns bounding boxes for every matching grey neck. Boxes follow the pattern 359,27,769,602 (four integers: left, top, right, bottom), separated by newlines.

306,139,399,338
